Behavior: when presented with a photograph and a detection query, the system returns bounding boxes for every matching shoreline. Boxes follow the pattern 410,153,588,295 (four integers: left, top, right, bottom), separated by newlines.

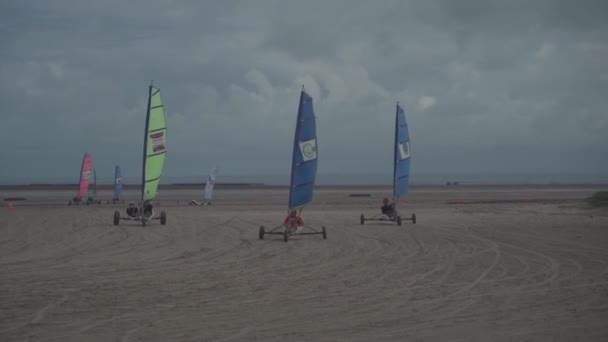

1,182,608,191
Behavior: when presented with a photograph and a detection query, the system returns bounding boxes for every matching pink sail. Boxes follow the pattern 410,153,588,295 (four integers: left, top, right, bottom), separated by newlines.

78,153,93,198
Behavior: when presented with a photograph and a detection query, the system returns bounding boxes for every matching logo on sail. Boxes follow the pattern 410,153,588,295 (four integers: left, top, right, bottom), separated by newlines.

115,177,122,184
399,141,411,160
150,131,166,153
82,170,92,179
299,139,317,161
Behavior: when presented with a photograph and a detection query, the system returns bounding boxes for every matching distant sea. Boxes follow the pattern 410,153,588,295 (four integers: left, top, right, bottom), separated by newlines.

1,172,607,186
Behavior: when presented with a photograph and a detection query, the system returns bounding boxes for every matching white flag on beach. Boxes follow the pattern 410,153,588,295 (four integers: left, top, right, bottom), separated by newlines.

204,167,218,201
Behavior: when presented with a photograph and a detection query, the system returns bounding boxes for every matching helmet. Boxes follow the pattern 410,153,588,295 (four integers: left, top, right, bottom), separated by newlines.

128,201,136,207
383,198,389,205
289,210,297,217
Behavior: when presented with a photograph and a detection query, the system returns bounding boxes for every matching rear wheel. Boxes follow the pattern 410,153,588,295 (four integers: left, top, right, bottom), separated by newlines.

259,226,265,240
283,230,289,242
397,216,402,226
360,214,365,225
160,211,167,225
412,213,417,224
322,226,327,239
68,200,72,206
113,211,120,226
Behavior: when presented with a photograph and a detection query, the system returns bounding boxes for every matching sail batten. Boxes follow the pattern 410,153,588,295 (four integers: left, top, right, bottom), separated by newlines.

288,90,318,209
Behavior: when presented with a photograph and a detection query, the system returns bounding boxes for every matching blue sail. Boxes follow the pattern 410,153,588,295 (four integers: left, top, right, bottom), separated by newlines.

393,103,411,198
114,165,123,199
288,89,318,209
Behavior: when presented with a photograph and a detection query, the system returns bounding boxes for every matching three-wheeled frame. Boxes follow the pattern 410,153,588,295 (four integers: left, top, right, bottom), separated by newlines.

258,209,327,242
360,211,416,226
259,223,327,242
113,207,167,226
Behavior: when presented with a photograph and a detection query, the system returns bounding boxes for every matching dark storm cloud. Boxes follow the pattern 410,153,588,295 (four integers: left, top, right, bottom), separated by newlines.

0,0,606,184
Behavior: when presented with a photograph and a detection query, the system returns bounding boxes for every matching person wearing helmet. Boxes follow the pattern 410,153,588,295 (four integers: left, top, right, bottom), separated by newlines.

126,201,139,217
143,200,154,217
381,198,395,218
284,209,304,233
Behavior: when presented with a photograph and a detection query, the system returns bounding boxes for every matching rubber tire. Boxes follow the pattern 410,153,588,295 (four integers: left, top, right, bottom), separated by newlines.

397,216,402,226
141,218,146,226
160,211,167,225
68,200,72,206
283,230,289,242
412,213,417,224
113,211,120,226
259,226,265,240
360,214,365,225
322,226,327,239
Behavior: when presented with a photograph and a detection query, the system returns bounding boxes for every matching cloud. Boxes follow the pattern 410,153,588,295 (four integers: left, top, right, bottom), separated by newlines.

416,96,437,111
1,0,607,184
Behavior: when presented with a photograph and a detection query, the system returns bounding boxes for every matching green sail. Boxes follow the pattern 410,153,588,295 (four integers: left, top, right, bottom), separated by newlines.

142,84,167,201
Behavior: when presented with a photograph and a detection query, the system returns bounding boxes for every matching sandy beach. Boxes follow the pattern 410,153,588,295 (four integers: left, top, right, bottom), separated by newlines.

1,185,607,341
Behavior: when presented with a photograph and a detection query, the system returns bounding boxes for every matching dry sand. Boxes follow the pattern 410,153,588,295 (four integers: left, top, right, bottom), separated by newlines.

1,186,608,341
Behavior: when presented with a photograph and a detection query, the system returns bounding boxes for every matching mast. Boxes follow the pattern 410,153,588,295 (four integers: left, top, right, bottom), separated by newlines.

288,86,306,210
78,152,85,198
141,80,153,202
393,101,399,214
393,102,399,211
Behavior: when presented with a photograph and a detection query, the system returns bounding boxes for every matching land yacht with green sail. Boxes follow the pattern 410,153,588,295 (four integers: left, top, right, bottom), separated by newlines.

114,81,167,226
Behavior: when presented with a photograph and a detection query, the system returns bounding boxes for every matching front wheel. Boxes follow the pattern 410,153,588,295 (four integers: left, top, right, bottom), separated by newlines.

283,230,289,242
360,214,364,225
412,213,416,224
259,226,265,240
397,216,402,226
322,226,327,239
68,200,72,206
113,211,120,226
160,211,167,225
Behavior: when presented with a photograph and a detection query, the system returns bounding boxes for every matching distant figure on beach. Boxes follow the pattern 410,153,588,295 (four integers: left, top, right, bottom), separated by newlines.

381,198,395,218
284,209,304,233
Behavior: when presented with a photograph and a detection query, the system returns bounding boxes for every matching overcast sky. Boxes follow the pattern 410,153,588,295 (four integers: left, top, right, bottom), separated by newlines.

1,0,607,184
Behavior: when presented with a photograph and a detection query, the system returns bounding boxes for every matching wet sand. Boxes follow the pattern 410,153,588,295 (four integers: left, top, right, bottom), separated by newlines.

1,186,607,341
